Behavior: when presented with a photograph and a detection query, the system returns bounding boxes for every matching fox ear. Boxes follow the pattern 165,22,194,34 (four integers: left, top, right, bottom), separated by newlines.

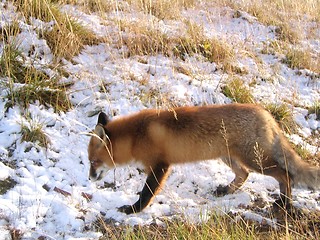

94,125,106,142
98,112,109,125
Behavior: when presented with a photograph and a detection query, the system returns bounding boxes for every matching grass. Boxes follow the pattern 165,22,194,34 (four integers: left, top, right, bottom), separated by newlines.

308,101,320,120
225,0,320,43
227,0,320,74
274,22,301,44
91,208,320,240
127,0,195,20
261,40,283,56
20,116,50,148
0,42,71,112
0,43,25,82
222,77,255,103
44,15,101,60
6,80,71,112
119,19,235,72
14,0,61,23
0,177,17,195
93,213,258,240
174,36,234,66
261,40,319,74
282,47,319,74
293,144,316,163
120,22,173,57
0,1,84,112
0,20,21,43
265,103,297,134
58,0,115,13
173,21,235,71
14,0,101,61
244,0,320,75
139,87,177,108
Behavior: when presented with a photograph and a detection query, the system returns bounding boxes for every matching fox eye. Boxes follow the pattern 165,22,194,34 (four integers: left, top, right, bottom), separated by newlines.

91,160,102,166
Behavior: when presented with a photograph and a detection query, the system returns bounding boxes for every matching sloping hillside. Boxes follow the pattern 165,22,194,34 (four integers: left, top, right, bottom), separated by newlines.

0,0,319,239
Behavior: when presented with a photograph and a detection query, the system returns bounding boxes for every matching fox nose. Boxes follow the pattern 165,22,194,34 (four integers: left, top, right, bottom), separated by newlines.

89,167,98,181
89,167,105,181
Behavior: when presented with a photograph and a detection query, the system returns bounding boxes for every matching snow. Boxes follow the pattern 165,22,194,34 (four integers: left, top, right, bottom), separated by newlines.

0,163,12,180
0,0,319,239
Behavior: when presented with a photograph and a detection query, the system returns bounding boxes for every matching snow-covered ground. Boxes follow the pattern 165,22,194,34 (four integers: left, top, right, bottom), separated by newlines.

0,1,319,239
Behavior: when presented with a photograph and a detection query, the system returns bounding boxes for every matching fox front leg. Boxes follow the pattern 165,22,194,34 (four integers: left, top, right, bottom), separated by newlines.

119,162,170,214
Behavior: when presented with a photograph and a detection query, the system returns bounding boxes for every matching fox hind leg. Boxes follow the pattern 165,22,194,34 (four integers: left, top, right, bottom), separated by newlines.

215,159,249,196
119,162,170,214
264,167,292,210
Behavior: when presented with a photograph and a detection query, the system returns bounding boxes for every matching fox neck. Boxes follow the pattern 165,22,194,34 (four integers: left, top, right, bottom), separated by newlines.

106,122,134,166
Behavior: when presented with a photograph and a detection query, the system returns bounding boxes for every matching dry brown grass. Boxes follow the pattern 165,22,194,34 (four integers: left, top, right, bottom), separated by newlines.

14,0,102,60
91,207,320,240
0,42,71,112
20,117,50,148
14,0,61,23
283,47,320,74
265,103,297,134
174,22,235,70
44,17,101,60
57,0,115,13
221,0,320,43
127,0,196,19
261,40,319,74
0,19,21,43
119,21,173,57
222,76,255,104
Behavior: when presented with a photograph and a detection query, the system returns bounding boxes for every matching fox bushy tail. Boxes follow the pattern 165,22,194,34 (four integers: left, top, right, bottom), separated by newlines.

273,135,320,190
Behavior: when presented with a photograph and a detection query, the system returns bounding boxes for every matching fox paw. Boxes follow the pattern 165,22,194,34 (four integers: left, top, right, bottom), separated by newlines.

118,205,135,215
214,185,229,196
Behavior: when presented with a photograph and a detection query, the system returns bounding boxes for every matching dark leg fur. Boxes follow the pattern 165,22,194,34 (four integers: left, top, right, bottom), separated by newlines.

119,162,170,214
264,167,292,210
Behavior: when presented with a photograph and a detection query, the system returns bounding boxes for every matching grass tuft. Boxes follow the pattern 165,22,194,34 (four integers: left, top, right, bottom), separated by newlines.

20,117,50,148
308,101,320,120
7,81,71,113
58,0,114,13
293,144,315,164
14,0,101,60
262,41,319,74
222,77,255,103
283,47,319,74
44,15,101,60
274,23,300,44
0,20,21,43
129,0,195,20
265,103,297,133
120,20,235,71
0,42,71,112
173,22,235,70
14,0,61,23
120,23,173,57
0,43,25,81
0,177,17,195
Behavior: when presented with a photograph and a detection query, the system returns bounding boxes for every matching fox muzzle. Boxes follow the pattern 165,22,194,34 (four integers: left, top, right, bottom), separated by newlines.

89,163,107,181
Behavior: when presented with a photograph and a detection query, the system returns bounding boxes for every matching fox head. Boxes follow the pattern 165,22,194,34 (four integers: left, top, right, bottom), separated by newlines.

88,112,113,181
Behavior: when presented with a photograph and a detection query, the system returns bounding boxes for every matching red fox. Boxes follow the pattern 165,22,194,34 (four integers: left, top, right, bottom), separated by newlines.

88,104,320,214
